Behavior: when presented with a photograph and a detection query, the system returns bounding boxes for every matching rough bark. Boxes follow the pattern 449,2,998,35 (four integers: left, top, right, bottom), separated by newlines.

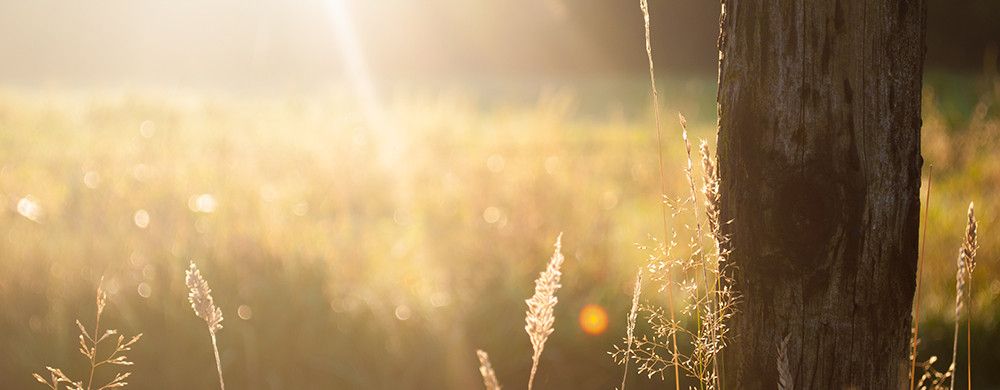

716,1,925,389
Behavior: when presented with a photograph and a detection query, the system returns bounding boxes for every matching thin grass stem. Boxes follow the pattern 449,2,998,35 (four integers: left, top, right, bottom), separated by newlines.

966,292,971,390
211,332,226,390
638,1,681,388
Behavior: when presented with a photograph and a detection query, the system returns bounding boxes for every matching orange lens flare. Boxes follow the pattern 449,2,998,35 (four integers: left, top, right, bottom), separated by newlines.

578,304,609,336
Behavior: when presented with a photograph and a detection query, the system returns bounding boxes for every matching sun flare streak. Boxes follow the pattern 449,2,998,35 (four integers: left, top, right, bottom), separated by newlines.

325,0,404,166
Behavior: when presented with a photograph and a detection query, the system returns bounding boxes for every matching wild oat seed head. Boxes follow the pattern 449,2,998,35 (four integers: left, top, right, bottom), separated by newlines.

186,261,224,333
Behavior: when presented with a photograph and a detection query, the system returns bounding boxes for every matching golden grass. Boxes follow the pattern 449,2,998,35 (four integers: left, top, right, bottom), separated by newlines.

524,234,565,390
957,203,977,390
919,201,979,390
611,130,738,390
476,349,502,390
916,355,952,390
948,204,976,390
32,280,142,390
2,72,995,389
185,262,226,390
618,268,643,390
638,0,681,387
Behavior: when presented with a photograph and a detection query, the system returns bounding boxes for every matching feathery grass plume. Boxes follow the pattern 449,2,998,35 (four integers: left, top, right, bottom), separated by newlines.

638,0,681,387
33,279,142,390
637,133,734,390
476,350,501,390
525,233,565,390
910,165,933,390
679,114,708,302
614,268,644,390
679,115,720,390
776,335,793,390
626,223,739,389
186,261,226,390
948,203,976,390
699,139,729,390
619,137,739,390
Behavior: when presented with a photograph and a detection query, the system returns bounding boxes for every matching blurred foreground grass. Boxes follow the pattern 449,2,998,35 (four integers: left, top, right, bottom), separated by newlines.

0,73,998,389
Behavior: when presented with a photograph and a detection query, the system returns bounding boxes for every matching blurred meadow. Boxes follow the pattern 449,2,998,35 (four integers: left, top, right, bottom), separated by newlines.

0,1,999,389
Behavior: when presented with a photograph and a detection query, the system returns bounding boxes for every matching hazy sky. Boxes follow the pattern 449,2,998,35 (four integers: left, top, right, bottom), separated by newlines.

0,0,994,91
0,0,723,91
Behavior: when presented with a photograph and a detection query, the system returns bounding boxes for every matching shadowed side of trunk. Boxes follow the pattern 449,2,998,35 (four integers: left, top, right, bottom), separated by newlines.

716,1,925,388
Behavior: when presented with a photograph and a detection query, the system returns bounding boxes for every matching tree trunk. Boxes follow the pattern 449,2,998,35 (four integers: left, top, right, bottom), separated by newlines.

716,1,925,389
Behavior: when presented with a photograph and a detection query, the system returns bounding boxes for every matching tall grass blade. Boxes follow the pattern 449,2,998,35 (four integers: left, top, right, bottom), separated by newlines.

638,0,681,388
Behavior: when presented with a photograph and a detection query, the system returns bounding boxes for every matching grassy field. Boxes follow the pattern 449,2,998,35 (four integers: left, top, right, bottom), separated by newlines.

0,72,997,389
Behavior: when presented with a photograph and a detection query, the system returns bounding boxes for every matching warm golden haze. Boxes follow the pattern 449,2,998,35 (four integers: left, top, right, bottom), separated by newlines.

0,0,998,387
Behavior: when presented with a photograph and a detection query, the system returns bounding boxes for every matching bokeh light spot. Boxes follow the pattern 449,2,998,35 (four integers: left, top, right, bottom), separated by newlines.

482,206,502,224
429,291,452,308
579,304,609,336
137,282,152,298
16,196,42,222
83,171,101,189
188,194,218,213
134,209,150,229
394,304,412,321
238,304,253,320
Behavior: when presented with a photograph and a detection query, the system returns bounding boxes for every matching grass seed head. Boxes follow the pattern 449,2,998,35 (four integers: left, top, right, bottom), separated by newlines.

186,261,224,333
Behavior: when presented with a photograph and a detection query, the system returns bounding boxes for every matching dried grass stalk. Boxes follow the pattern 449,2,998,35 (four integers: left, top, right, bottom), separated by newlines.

949,203,976,390
186,261,226,390
638,0,681,387
699,141,721,240
476,350,501,390
33,279,142,390
525,234,565,390
617,138,738,390
696,137,724,390
187,262,224,333
916,355,951,390
618,268,644,390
